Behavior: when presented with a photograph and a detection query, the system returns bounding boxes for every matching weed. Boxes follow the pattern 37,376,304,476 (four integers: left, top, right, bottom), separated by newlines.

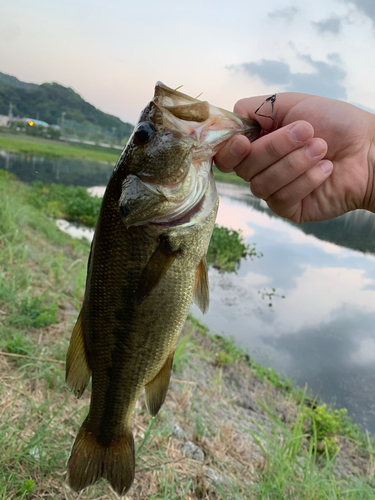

1,330,34,359
10,293,57,328
250,399,375,499
207,224,261,272
29,182,102,227
258,287,285,307
19,479,34,498
173,330,196,374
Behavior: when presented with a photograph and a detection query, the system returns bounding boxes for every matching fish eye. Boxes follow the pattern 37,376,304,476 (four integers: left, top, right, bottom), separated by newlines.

133,122,157,145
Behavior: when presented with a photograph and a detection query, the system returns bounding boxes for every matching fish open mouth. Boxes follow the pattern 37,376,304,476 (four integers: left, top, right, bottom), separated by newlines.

119,83,260,230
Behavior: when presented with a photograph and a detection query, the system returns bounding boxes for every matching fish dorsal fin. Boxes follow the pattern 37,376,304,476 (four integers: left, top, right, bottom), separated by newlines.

193,257,209,315
135,238,180,305
144,350,174,416
66,308,92,398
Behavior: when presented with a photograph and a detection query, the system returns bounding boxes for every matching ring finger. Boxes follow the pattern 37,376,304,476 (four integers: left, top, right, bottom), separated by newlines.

248,138,327,200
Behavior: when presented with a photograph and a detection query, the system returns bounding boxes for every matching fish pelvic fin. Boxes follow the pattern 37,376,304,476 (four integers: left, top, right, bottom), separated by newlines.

68,421,135,497
66,308,92,398
193,256,209,315
145,350,174,417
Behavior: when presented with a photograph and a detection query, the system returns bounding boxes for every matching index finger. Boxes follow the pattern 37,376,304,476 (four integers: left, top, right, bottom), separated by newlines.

234,93,313,131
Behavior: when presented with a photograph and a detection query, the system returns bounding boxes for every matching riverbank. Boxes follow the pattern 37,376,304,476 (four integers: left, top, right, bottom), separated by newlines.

1,171,374,498
0,132,120,163
0,132,248,186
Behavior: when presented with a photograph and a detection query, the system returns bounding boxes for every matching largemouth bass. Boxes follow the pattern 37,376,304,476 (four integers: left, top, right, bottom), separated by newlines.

66,82,260,496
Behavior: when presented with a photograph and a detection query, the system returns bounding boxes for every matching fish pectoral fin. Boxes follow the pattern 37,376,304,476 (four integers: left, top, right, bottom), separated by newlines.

135,238,180,305
66,308,92,398
145,350,174,417
193,256,209,315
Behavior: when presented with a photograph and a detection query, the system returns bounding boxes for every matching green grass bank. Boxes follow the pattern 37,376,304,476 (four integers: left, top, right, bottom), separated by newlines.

1,170,375,499
0,133,120,163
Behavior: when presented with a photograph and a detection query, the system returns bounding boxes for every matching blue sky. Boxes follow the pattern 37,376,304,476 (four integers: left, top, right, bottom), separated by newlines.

1,0,374,124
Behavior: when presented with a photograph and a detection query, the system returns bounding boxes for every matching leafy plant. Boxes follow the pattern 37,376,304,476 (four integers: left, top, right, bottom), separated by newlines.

19,479,34,497
8,293,57,328
29,182,102,227
258,287,285,307
207,224,262,272
300,403,366,455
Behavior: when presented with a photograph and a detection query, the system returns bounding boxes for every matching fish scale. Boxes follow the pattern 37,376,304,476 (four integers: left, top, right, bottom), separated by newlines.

65,82,260,496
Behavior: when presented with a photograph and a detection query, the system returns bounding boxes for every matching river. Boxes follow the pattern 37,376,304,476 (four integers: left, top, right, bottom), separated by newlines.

2,150,375,434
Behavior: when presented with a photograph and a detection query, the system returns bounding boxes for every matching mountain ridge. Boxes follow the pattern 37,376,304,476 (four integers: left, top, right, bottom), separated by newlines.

0,72,133,139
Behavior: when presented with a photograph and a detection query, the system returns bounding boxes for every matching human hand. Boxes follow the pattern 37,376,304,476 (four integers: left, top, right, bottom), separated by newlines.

214,93,375,223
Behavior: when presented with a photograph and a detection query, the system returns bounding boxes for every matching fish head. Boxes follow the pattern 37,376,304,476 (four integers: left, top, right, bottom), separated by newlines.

118,82,261,230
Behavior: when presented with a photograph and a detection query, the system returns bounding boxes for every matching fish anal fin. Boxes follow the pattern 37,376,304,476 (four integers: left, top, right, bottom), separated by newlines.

66,308,91,398
193,256,209,314
135,238,179,305
145,350,174,417
68,421,135,496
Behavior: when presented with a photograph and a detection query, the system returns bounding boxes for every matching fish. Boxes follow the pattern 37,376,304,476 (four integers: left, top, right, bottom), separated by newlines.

65,82,260,496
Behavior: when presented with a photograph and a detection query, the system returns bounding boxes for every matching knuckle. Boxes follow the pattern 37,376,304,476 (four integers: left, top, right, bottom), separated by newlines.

283,152,300,174
272,186,290,205
250,175,264,198
264,137,280,159
234,98,249,115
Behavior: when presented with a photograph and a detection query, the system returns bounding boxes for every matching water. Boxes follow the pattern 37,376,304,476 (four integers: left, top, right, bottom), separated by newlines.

0,150,114,186
3,150,375,434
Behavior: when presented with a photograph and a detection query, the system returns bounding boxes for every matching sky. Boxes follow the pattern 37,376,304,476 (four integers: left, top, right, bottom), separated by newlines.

1,0,375,125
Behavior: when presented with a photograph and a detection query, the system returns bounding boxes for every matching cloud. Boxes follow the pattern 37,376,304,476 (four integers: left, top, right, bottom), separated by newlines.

233,54,347,100
268,6,298,20
344,0,375,25
312,15,343,34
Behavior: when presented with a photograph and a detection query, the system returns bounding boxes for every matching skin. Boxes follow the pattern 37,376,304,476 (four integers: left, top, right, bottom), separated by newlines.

214,93,375,224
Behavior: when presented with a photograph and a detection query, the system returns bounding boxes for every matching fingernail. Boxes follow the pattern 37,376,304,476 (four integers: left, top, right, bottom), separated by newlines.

289,122,312,143
305,139,325,159
319,160,333,173
230,139,247,157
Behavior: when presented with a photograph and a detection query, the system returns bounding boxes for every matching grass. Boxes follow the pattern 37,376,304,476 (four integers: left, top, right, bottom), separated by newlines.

187,314,374,455
29,182,103,227
27,181,252,271
0,133,120,163
250,400,375,499
1,170,375,499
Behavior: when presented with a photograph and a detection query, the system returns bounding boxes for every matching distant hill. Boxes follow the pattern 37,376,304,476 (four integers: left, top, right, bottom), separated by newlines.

0,72,133,139
0,72,38,90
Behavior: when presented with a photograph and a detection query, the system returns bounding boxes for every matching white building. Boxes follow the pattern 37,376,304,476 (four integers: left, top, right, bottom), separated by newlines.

0,115,9,127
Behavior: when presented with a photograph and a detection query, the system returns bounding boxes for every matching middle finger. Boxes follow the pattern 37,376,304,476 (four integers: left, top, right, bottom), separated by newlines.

249,138,327,199
234,121,314,181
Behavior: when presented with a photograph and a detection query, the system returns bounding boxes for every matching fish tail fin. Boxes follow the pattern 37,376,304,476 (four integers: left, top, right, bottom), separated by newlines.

67,421,135,496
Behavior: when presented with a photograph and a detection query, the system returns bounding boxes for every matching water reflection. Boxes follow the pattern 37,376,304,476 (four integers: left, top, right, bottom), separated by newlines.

0,150,114,187
196,183,375,434
217,182,375,255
